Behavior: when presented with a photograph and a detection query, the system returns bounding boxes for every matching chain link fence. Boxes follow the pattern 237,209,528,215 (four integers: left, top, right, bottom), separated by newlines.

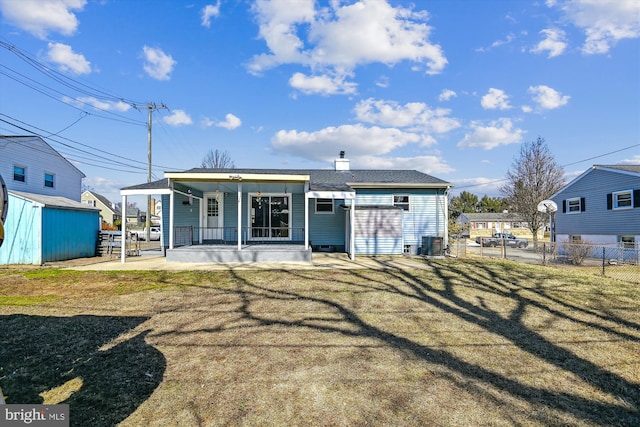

448,238,639,284
536,241,639,284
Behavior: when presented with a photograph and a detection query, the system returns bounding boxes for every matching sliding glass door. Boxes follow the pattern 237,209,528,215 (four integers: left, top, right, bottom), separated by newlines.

250,194,290,239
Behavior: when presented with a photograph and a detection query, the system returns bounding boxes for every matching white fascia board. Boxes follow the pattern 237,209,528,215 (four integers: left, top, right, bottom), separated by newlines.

120,188,172,196
307,190,355,199
347,182,452,189
165,172,310,182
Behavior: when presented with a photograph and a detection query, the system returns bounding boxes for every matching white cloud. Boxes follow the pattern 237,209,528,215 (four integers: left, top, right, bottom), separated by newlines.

201,2,221,28
476,33,516,52
0,0,86,39
481,88,511,110
458,118,525,150
356,155,455,175
618,154,640,165
354,98,460,137
550,0,640,54
528,85,570,109
163,110,192,126
46,42,91,75
531,28,568,58
63,96,130,112
289,72,357,96
215,113,242,130
438,89,457,102
249,0,447,90
271,124,421,161
142,46,176,81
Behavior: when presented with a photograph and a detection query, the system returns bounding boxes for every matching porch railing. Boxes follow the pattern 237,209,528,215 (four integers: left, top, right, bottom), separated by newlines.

173,226,305,247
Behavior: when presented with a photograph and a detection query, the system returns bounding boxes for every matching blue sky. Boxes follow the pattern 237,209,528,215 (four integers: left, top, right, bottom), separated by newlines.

1,0,638,204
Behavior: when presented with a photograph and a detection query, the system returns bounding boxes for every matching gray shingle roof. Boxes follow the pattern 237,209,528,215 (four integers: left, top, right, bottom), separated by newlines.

9,191,100,211
121,169,451,192
595,164,640,174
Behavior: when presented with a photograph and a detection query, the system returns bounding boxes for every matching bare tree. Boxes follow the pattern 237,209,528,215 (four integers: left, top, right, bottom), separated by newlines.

201,149,235,169
499,137,564,249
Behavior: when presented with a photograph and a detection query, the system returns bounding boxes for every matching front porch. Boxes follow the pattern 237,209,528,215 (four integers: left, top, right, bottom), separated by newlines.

166,243,312,263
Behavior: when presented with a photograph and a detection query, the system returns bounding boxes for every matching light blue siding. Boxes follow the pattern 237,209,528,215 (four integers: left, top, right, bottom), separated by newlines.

0,194,41,264
355,237,403,254
42,207,99,262
309,199,346,248
355,189,448,253
552,169,640,236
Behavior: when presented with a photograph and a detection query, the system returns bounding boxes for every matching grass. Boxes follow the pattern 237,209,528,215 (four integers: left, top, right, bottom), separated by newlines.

0,258,638,426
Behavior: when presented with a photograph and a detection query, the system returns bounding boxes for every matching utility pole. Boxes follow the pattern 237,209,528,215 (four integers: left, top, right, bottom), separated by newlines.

145,102,167,241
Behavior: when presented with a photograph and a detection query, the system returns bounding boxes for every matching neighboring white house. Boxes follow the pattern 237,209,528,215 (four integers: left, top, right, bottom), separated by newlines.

1,135,85,201
550,164,640,248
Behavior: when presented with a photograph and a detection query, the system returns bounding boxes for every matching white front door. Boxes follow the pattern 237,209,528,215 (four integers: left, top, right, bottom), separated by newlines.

204,193,224,241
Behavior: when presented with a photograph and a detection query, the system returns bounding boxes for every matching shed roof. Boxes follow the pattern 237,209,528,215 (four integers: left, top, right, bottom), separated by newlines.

460,212,525,222
9,191,100,212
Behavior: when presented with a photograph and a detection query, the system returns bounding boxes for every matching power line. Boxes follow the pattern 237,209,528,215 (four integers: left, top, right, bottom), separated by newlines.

454,143,640,192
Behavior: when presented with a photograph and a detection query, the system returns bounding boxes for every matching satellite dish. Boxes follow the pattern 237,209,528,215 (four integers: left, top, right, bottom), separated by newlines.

537,199,558,213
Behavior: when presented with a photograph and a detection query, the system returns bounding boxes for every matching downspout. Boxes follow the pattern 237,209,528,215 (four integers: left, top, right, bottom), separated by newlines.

121,194,127,263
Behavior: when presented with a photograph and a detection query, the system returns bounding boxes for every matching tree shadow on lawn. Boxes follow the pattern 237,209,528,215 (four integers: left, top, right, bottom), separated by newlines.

0,315,165,427
222,262,640,426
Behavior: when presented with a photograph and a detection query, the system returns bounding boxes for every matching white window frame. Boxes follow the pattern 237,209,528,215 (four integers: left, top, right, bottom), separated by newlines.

393,195,410,211
613,190,633,210
567,197,581,213
44,172,55,189
315,198,334,214
619,235,635,250
13,164,26,183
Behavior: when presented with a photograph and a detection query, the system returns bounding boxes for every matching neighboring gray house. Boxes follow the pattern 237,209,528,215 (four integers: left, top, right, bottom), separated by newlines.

0,135,99,265
1,135,85,200
550,164,640,248
121,154,452,263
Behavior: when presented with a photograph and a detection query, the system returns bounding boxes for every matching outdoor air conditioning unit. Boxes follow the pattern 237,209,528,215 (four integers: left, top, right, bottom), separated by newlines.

422,235,444,256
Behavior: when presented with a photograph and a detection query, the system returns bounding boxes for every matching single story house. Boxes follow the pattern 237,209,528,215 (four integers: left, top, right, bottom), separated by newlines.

120,155,452,263
82,190,121,228
0,191,100,265
550,164,640,250
456,212,536,239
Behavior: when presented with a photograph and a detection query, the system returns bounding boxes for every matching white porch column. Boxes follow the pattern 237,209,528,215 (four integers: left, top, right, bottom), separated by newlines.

121,194,127,263
350,202,355,260
304,182,309,250
169,182,175,249
237,181,242,250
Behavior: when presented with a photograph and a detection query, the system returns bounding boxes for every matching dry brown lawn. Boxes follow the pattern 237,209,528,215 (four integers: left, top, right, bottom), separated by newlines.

0,258,638,426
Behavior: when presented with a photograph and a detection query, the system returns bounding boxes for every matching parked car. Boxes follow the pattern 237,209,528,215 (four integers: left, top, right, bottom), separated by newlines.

130,226,161,241
476,233,528,248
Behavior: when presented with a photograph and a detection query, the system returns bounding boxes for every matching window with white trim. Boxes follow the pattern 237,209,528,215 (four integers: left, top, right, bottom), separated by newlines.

315,198,334,214
613,190,632,209
567,198,581,213
619,235,635,249
13,165,26,183
44,172,55,188
393,195,410,211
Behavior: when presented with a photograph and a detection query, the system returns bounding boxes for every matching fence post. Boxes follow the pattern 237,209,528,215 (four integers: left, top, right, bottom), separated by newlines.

602,247,606,276
543,242,546,264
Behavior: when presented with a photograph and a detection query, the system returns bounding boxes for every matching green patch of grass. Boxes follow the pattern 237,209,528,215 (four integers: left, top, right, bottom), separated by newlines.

0,295,59,306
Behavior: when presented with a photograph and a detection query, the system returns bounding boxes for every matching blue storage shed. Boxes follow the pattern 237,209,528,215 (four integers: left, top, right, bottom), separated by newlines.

0,191,100,265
